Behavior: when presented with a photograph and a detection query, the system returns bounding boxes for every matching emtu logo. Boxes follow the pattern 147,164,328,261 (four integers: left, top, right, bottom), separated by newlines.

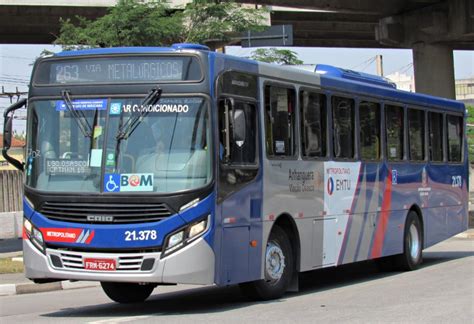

327,177,334,195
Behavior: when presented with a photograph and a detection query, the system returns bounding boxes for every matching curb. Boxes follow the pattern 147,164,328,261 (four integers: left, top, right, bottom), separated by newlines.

0,280,100,297
454,231,474,239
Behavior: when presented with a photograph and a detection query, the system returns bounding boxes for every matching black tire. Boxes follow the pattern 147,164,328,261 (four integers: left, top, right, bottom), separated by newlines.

395,211,423,271
101,282,155,303
240,226,294,300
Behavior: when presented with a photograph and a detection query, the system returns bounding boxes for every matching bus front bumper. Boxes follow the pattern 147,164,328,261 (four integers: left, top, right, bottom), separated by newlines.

23,237,215,285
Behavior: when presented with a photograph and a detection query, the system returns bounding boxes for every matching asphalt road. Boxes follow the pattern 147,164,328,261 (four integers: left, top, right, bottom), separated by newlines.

1,236,472,323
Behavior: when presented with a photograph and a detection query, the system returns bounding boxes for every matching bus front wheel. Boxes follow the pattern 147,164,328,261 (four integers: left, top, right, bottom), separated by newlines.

101,282,155,303
240,225,294,300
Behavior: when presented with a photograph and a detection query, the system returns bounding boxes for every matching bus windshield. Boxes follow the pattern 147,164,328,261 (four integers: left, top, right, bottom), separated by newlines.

26,97,212,194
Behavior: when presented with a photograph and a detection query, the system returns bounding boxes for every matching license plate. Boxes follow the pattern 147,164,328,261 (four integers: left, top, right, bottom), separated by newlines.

84,258,116,271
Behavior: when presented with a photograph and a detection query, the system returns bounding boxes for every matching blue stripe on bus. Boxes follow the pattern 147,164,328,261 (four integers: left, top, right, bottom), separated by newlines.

28,193,215,250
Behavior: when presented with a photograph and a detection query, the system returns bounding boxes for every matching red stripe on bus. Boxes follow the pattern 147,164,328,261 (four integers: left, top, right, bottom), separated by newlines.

85,231,95,244
370,172,392,259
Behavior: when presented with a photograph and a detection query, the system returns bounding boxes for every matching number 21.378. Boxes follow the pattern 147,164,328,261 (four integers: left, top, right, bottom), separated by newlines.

124,230,157,241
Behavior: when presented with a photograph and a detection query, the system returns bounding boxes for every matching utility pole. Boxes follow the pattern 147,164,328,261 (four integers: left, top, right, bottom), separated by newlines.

1,87,28,103
376,55,384,77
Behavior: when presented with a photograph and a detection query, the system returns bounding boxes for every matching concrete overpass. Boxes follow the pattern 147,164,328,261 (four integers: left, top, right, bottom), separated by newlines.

0,0,473,99
250,0,474,99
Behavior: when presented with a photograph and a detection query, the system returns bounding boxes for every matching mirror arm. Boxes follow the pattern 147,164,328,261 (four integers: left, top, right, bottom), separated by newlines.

2,98,27,171
224,98,232,161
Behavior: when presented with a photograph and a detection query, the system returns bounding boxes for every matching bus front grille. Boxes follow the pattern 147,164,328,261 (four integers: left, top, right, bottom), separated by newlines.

39,201,173,224
47,249,158,272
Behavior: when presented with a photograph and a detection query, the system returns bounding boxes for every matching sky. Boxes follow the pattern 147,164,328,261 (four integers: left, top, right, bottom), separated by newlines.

1,44,473,133
226,46,474,79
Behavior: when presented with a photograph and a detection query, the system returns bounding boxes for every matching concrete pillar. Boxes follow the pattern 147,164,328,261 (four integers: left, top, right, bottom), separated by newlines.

412,42,456,99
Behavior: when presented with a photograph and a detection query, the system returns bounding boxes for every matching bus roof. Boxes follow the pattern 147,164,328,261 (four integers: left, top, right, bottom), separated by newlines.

54,44,210,57
236,56,464,113
52,46,464,113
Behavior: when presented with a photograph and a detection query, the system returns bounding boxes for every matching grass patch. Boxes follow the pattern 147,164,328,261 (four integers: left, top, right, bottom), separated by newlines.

0,258,24,274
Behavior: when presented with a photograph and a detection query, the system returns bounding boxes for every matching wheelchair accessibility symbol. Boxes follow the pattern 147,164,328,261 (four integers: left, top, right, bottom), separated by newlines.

104,174,120,192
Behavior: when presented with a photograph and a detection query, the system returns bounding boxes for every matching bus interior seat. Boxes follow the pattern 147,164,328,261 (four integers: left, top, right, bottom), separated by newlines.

136,149,209,192
124,122,156,156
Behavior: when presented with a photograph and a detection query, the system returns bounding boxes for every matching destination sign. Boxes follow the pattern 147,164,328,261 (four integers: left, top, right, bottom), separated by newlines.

36,56,201,84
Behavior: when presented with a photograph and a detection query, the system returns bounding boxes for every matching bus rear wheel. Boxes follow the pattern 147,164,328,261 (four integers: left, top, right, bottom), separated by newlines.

101,282,155,303
240,225,293,300
376,211,423,272
396,211,423,271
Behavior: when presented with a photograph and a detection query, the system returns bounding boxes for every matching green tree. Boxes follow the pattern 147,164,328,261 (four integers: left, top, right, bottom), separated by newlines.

54,0,267,50
181,0,267,49
250,48,304,65
466,105,474,163
55,0,182,49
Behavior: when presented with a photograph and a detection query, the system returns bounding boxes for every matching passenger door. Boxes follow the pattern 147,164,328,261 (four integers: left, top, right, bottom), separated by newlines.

217,97,261,284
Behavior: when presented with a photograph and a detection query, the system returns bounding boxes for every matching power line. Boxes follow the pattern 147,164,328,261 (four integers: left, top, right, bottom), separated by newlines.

0,55,36,61
1,73,31,79
0,78,29,83
350,56,377,70
360,56,377,72
386,62,414,76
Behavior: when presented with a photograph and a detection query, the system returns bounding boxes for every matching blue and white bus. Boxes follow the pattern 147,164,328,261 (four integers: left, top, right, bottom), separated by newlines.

3,44,468,303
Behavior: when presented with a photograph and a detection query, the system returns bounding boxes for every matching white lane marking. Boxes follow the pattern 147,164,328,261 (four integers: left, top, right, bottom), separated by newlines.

89,315,154,323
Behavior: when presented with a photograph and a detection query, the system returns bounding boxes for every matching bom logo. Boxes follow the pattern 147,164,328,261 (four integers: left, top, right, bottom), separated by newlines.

105,173,153,192
121,174,152,188
327,177,334,195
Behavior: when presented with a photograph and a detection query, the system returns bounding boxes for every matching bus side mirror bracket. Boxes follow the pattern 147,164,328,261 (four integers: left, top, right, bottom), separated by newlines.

223,98,234,162
2,98,27,171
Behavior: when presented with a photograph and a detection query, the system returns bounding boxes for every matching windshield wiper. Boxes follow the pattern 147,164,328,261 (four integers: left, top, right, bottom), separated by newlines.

61,90,93,138
116,87,162,140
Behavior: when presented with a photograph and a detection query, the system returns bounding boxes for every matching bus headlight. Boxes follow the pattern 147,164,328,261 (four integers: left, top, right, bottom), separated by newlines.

24,219,33,233
163,215,210,257
24,218,45,253
167,231,184,250
189,219,207,239
32,228,44,244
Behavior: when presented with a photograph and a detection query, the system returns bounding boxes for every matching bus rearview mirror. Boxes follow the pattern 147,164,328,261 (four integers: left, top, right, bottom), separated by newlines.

2,98,27,171
233,108,246,146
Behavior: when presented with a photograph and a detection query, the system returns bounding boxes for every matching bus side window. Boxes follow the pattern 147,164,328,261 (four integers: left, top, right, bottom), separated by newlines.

359,101,381,160
408,108,425,161
429,111,444,162
300,90,327,158
386,105,404,161
447,114,463,162
332,96,355,159
264,85,296,157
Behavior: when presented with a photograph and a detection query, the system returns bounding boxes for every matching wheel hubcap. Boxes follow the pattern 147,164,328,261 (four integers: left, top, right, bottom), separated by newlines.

265,241,285,283
409,224,420,261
